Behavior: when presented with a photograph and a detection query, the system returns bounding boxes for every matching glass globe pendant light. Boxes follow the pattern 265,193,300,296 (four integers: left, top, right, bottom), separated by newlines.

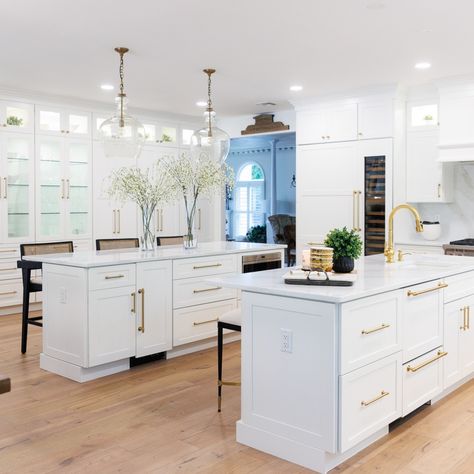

99,47,145,159
190,69,230,164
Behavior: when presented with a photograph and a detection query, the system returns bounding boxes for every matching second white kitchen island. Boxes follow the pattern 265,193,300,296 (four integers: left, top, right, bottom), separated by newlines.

24,242,285,382
211,254,474,473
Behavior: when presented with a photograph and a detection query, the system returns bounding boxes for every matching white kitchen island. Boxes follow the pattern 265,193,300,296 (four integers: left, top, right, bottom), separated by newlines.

24,242,285,383
211,254,474,473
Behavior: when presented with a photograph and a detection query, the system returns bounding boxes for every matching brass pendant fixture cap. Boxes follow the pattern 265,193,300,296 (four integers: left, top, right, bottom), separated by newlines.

115,47,129,55
203,68,216,76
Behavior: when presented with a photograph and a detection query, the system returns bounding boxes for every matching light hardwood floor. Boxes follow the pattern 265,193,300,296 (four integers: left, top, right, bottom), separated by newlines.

0,312,473,474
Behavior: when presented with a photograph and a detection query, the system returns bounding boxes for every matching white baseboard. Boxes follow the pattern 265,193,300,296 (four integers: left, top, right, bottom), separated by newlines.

0,302,41,316
167,333,241,359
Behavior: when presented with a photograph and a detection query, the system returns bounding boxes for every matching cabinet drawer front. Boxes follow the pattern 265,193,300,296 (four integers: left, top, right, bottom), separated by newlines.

339,352,402,452
0,246,20,259
444,272,474,303
340,292,401,374
173,255,237,280
173,277,237,309
402,347,445,416
73,240,92,252
0,259,21,280
403,280,444,363
173,299,237,346
89,265,136,291
0,280,23,307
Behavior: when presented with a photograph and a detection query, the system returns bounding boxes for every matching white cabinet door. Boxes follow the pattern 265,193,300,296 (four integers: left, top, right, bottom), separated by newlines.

0,100,34,133
358,100,393,139
36,105,90,138
136,260,173,357
195,196,215,242
0,133,35,242
92,142,137,240
296,109,327,145
88,286,136,366
444,299,464,388
439,91,474,145
461,297,474,376
296,142,362,251
325,103,358,142
406,130,453,203
155,202,182,238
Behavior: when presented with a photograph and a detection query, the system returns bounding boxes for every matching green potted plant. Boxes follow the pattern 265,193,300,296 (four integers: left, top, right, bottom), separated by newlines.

246,225,266,243
324,227,362,273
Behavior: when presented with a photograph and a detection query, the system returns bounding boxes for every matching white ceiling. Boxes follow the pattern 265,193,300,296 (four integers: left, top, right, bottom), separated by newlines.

1,0,474,118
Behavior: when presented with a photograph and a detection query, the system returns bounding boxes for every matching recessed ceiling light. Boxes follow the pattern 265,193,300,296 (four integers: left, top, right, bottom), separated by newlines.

415,62,431,70
196,101,207,107
100,84,114,90
290,85,303,92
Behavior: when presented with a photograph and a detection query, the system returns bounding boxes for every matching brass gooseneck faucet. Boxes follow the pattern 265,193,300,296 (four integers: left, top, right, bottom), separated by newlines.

384,204,424,263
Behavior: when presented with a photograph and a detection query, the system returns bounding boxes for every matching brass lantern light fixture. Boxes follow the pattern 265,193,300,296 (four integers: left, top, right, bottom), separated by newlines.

190,68,230,164
99,47,145,159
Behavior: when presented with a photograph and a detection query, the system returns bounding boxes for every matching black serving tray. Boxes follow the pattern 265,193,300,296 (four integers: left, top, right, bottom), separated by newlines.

284,278,353,287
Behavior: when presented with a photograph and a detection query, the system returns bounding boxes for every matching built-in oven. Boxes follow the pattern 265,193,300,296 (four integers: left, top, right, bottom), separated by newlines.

242,252,282,273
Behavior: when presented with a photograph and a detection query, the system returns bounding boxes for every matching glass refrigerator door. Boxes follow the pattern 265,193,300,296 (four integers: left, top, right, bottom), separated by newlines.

65,141,90,238
37,137,64,239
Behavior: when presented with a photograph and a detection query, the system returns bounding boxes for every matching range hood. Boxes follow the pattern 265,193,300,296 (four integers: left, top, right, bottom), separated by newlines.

438,142,474,162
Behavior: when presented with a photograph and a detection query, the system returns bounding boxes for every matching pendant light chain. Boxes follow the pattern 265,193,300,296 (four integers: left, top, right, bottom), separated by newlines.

204,68,216,138
119,51,125,127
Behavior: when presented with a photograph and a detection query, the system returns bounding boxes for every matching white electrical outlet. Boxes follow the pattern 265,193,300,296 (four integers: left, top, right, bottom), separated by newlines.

280,329,293,353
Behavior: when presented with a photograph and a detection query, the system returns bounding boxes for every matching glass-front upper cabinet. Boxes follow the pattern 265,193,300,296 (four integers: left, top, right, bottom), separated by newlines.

408,101,439,130
36,105,91,137
0,100,34,133
141,119,178,146
0,134,35,242
35,136,91,240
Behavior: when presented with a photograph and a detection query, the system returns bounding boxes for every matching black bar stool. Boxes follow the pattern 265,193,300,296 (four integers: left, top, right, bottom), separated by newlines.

217,308,242,412
18,241,74,353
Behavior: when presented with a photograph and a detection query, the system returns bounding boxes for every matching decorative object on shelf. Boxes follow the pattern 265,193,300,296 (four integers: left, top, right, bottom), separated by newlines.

241,113,290,135
421,220,441,241
163,153,234,249
6,116,23,127
107,163,173,251
190,69,230,164
324,227,363,273
99,47,145,159
246,225,266,243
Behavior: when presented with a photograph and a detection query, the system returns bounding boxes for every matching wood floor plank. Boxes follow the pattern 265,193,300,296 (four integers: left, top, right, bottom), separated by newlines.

0,312,473,473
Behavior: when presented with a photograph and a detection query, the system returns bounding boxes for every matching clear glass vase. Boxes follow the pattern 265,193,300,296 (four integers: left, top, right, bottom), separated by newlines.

183,203,198,249
140,205,156,251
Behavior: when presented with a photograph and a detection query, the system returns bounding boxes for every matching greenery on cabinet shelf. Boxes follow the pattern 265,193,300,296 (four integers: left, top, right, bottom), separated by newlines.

324,227,363,259
6,116,23,126
161,133,172,142
246,225,266,243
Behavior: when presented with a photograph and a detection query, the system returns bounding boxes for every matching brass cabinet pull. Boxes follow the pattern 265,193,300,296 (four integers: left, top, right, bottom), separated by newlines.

117,209,121,234
0,267,17,272
467,306,470,330
193,286,222,294
112,210,116,234
66,179,70,199
104,274,124,280
3,177,6,199
407,282,447,297
357,190,362,231
0,290,17,296
406,350,448,373
156,209,160,232
461,307,468,331
60,179,65,199
131,291,136,313
193,263,222,270
193,317,218,326
437,183,441,199
198,208,202,230
352,190,357,231
160,209,163,232
361,390,389,407
0,249,16,253
361,323,390,335
138,288,145,332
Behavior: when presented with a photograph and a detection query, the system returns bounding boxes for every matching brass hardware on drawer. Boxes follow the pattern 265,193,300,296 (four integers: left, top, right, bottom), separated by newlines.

407,282,447,297
66,179,70,199
3,177,6,199
104,274,125,280
131,291,136,313
437,183,441,199
467,306,470,330
406,350,448,373
193,286,222,294
193,263,223,270
361,390,389,407
60,179,65,199
193,317,218,326
361,323,390,335
461,307,468,331
0,290,17,296
0,249,16,253
352,190,357,231
138,288,145,332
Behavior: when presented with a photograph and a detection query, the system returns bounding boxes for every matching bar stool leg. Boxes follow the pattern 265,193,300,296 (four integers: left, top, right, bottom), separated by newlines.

21,280,30,354
217,322,223,412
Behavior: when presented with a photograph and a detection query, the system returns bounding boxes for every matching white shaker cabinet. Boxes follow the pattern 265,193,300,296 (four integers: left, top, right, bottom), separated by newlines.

135,260,173,357
357,100,393,140
439,89,474,146
406,130,453,203
0,100,34,133
36,105,91,138
0,133,35,242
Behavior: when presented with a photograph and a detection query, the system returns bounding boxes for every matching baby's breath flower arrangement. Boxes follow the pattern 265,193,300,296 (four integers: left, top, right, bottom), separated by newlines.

107,162,173,250
163,153,234,248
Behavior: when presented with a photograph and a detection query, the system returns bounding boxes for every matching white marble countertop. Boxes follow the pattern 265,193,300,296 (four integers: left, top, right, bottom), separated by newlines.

23,241,286,268
209,254,474,303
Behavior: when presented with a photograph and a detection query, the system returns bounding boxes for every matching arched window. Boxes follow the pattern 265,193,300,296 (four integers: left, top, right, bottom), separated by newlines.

233,162,265,238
